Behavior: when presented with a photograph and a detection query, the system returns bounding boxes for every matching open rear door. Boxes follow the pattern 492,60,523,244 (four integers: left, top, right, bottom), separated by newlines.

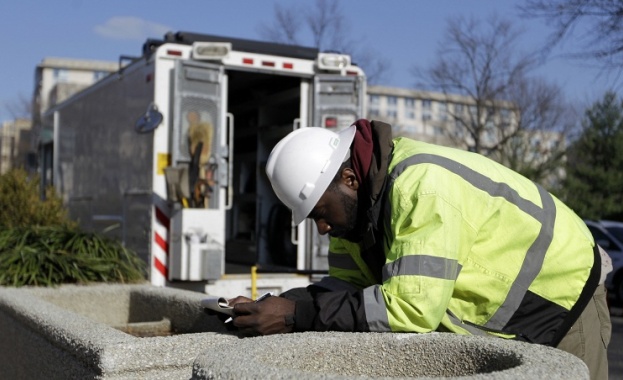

304,74,366,272
168,60,229,281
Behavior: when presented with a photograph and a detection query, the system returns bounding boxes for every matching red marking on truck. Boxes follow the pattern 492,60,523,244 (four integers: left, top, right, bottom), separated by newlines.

154,257,168,277
155,207,170,229
155,232,168,253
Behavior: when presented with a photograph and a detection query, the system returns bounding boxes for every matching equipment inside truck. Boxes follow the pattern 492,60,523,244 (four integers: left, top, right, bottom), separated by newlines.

167,61,306,276
225,70,300,271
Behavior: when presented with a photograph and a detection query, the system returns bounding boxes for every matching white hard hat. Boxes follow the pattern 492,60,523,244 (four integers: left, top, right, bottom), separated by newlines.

265,125,356,225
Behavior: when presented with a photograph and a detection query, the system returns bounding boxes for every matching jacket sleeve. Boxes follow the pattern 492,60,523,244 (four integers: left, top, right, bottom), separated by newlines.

292,289,370,332
284,237,376,331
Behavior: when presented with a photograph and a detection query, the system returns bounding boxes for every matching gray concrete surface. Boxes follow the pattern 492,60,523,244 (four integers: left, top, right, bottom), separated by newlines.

0,284,591,380
0,284,237,379
192,332,589,379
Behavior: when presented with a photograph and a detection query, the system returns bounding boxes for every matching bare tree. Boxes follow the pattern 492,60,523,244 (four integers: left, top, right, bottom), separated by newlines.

497,78,577,187
305,0,346,50
414,15,538,153
519,0,623,81
256,4,301,45
343,42,391,87
413,15,573,185
4,93,32,120
257,0,390,84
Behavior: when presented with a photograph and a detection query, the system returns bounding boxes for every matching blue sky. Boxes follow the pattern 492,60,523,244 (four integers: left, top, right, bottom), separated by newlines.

0,0,619,123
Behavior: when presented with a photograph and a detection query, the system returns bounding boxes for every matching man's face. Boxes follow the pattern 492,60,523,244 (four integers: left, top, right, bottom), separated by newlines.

308,169,360,240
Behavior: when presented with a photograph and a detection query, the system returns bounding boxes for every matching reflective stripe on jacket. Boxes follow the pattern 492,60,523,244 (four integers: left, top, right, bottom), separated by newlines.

327,137,599,345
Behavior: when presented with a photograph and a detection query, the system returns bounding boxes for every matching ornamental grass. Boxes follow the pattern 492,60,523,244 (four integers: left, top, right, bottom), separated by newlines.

0,169,146,287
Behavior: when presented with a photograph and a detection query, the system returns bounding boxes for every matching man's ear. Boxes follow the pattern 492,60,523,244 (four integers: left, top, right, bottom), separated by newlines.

341,168,359,190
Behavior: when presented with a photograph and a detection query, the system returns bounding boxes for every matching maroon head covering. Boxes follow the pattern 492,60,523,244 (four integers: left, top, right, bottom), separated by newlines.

350,119,374,184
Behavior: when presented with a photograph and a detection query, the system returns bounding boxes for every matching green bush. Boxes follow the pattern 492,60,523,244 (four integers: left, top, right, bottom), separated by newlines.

0,169,147,287
0,168,74,229
0,227,146,287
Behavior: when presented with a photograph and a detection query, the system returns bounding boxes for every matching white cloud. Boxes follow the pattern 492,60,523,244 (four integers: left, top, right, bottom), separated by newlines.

94,16,171,41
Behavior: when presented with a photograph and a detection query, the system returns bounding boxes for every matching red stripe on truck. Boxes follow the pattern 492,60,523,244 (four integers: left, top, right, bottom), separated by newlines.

155,232,168,253
155,207,170,229
154,257,168,277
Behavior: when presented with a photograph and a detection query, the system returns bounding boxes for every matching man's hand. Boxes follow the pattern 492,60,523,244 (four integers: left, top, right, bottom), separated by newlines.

228,295,295,336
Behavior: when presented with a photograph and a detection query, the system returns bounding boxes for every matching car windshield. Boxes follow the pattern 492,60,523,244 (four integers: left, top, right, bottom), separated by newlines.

605,226,623,244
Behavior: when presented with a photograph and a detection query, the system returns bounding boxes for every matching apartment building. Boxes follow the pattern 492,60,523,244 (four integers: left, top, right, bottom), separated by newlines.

32,57,119,119
365,85,565,186
366,85,521,148
367,85,459,146
32,57,118,146
31,57,118,183
0,118,33,174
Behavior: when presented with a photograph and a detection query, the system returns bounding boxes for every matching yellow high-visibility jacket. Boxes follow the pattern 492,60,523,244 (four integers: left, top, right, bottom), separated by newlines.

319,136,599,346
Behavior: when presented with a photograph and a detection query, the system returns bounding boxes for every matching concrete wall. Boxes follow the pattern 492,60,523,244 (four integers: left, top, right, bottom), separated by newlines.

0,283,590,380
192,332,590,379
0,284,237,379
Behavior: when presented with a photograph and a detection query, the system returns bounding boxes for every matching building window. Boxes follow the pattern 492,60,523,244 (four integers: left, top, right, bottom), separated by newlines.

387,96,398,106
386,109,397,119
404,97,415,119
484,120,496,143
53,69,69,82
392,123,403,135
438,102,448,121
454,122,465,139
469,105,478,118
368,94,380,119
93,71,108,81
422,99,432,110
454,103,464,115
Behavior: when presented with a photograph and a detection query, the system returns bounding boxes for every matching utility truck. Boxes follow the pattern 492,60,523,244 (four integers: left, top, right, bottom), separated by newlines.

39,31,366,296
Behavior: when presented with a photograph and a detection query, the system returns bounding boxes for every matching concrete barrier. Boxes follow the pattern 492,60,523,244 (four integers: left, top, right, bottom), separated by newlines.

0,283,589,380
0,283,237,379
192,332,589,379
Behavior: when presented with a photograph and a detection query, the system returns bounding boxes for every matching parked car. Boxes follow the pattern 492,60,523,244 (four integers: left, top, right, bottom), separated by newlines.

584,220,623,303
599,220,623,244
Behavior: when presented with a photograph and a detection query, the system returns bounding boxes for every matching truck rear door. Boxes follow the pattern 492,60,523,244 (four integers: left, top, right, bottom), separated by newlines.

168,59,229,281
305,74,366,271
